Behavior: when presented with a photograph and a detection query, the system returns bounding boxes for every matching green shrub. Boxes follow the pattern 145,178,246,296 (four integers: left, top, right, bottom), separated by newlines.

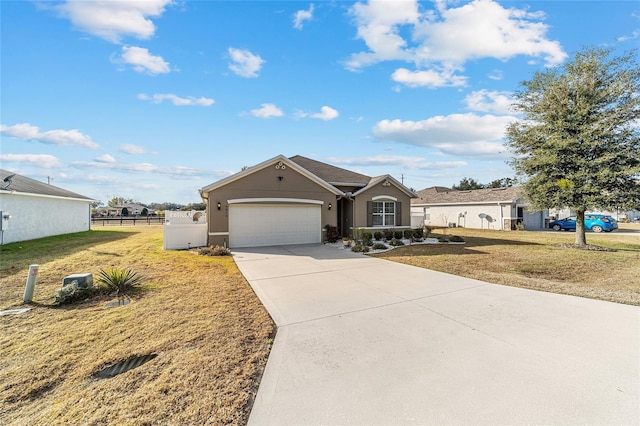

372,242,388,250
383,229,394,241
325,225,340,243
373,231,383,241
436,235,450,242
351,243,370,253
97,267,143,296
412,227,424,239
198,245,232,256
362,232,373,246
53,283,100,306
389,238,405,246
449,235,465,242
393,230,403,239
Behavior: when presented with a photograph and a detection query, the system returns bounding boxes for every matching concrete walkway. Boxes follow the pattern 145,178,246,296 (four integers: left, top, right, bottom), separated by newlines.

233,244,639,425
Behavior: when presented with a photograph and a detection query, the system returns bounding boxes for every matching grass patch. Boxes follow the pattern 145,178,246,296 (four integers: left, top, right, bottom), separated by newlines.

0,227,275,425
373,228,640,306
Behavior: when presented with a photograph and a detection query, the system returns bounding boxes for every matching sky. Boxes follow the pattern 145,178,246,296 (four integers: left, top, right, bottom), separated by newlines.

1,0,639,205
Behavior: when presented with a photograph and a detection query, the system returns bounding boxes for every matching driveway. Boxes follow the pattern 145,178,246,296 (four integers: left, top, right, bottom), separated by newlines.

233,244,639,425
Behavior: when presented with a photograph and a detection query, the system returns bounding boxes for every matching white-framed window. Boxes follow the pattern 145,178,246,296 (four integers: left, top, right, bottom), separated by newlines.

372,201,395,226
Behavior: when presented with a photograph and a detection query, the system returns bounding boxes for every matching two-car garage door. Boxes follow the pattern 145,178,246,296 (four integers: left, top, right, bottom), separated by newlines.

229,204,321,248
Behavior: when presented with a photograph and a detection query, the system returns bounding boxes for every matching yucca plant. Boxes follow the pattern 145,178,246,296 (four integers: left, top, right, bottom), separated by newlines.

97,267,143,296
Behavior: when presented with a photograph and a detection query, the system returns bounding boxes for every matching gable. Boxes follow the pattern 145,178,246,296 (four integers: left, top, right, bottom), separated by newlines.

201,155,343,197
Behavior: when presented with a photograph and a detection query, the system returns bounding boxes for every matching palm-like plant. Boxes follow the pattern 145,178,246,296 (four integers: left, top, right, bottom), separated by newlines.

97,267,143,296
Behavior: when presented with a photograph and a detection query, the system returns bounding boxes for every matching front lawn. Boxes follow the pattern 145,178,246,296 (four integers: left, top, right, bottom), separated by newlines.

373,228,640,305
0,227,275,425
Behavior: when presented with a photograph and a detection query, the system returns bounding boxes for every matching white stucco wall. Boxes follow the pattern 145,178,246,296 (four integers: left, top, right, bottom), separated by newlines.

0,193,91,244
412,203,548,230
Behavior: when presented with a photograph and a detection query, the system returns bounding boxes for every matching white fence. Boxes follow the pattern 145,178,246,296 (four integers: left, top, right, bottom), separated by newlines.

163,210,208,250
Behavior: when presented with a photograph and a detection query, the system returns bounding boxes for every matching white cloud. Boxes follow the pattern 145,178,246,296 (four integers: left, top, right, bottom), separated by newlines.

0,153,62,168
293,4,314,30
373,113,517,156
119,144,157,155
228,48,264,78
391,68,467,88
347,0,566,87
297,106,339,121
54,0,172,43
116,46,170,75
72,159,219,178
345,0,419,70
137,93,214,106
328,155,467,170
1,123,100,149
95,154,116,163
488,69,503,80
464,90,513,114
250,103,284,118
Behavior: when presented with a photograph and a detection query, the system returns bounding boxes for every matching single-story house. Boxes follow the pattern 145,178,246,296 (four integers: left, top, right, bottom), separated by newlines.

199,155,417,248
411,186,548,230
0,169,94,244
102,204,152,217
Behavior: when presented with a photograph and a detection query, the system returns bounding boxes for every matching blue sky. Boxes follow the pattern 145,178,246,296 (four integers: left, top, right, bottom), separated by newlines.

2,0,639,205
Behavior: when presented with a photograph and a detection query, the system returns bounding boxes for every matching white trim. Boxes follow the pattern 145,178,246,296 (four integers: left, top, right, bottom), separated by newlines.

372,195,398,201
208,232,230,236
0,190,94,203
353,174,417,198
228,198,324,205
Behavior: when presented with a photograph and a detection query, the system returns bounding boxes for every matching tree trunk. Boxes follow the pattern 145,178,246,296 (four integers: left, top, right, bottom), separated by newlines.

575,209,587,246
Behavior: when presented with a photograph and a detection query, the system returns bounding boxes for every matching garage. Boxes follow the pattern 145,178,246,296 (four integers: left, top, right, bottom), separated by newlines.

229,203,322,248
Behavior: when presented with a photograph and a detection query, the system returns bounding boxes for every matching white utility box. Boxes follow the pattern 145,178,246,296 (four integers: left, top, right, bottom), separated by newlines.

63,273,93,288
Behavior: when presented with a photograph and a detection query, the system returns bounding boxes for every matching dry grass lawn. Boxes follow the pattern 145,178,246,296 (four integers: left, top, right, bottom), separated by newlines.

374,226,640,306
0,227,275,425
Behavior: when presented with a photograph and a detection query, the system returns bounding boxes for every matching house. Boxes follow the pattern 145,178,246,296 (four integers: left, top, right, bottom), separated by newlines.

0,169,94,244
199,155,417,248
411,186,548,230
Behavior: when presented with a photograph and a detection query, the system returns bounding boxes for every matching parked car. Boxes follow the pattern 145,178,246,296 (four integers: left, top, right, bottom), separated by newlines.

548,214,618,232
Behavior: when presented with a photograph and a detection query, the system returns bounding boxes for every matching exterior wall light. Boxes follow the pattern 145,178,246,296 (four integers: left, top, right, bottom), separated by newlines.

328,203,332,210
217,202,221,210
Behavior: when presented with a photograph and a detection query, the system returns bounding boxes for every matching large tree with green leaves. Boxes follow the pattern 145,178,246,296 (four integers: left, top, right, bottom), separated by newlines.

506,47,640,245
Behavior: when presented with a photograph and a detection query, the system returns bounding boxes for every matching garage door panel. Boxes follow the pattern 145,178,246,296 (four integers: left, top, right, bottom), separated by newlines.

229,204,321,247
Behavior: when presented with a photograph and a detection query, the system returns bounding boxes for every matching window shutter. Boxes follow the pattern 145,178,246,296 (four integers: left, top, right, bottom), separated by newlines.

367,201,373,227
395,202,402,226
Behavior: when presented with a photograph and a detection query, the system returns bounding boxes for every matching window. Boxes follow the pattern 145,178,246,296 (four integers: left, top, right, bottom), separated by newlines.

372,201,395,226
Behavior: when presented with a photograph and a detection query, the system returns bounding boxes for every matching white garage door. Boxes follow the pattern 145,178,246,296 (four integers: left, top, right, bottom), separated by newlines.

229,204,321,247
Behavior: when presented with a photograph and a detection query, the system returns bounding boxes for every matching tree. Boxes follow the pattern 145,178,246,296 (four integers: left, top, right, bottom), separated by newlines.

108,197,135,207
452,177,484,190
486,177,516,188
506,47,640,245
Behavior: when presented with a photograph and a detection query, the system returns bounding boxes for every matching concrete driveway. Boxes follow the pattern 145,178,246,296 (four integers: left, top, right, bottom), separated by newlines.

233,244,639,425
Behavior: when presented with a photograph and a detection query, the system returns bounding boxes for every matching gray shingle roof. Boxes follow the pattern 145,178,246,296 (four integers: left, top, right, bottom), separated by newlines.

289,155,371,185
1,169,93,201
412,186,522,204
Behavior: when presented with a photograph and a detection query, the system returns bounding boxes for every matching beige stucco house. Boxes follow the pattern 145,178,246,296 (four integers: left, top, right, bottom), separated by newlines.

411,186,549,230
200,155,417,248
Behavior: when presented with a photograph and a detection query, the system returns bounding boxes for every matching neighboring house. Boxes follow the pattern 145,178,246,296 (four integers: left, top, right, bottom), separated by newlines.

0,169,94,244
200,155,417,248
104,204,152,216
411,186,548,230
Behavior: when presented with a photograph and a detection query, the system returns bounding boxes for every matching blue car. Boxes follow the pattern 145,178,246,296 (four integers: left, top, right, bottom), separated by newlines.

549,214,618,233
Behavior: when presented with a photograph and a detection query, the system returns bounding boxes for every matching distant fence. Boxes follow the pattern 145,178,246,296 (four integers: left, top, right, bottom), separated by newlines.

163,211,207,250
92,215,165,226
